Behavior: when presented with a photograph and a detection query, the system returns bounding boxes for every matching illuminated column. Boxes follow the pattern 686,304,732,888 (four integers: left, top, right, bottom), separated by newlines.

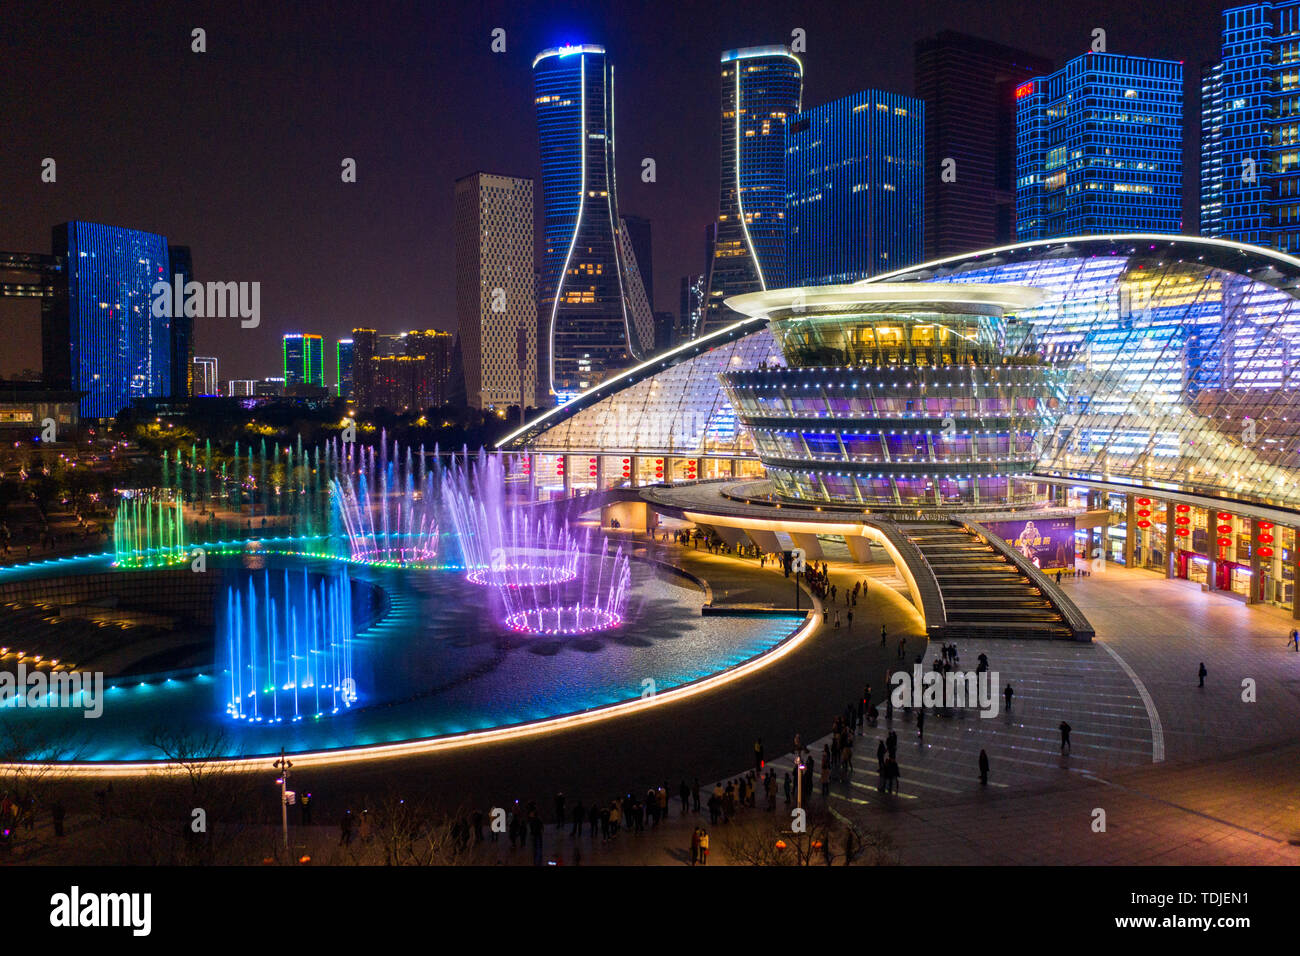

1123,494,1136,567
1203,507,1217,592
1291,528,1300,621
527,452,537,502
562,454,572,496
1248,517,1261,605
629,455,639,488
663,456,675,486
596,455,607,490
1164,502,1176,580
731,458,740,478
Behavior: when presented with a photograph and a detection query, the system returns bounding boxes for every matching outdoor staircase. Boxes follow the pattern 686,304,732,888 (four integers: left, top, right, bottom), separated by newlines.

903,523,1074,640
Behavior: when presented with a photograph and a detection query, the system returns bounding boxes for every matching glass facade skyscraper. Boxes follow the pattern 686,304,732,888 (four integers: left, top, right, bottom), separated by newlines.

533,44,647,401
700,46,803,337
1201,1,1300,254
48,221,173,418
336,338,354,399
786,90,925,285
283,333,324,388
1016,53,1184,239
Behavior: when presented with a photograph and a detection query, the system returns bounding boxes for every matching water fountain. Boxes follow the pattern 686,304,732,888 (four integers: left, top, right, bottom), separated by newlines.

331,438,439,566
442,450,630,634
222,566,357,722
112,489,186,567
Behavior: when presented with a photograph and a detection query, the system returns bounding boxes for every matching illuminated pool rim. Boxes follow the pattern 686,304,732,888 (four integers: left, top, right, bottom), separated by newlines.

0,537,822,775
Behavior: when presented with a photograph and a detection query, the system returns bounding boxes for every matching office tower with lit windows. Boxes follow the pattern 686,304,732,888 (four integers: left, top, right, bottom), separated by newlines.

282,333,324,388
533,44,651,401
700,45,802,336
914,31,1052,259
192,356,218,396
1201,2,1300,253
786,90,925,285
46,221,174,418
227,380,255,398
454,172,537,410
336,338,354,399
1016,53,1183,239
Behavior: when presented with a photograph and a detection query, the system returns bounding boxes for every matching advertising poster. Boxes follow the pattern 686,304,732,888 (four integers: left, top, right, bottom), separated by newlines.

985,517,1076,570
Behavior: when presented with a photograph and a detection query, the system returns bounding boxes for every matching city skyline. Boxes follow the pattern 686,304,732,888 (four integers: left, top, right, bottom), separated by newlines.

0,0,1231,385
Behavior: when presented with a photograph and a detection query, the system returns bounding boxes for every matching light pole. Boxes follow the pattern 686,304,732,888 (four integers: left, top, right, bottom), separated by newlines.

273,749,293,850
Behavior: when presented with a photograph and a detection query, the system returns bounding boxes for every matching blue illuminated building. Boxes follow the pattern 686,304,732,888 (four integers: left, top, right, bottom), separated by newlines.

1201,2,1300,254
533,44,643,398
1015,53,1183,239
700,46,803,336
48,221,173,418
786,90,924,285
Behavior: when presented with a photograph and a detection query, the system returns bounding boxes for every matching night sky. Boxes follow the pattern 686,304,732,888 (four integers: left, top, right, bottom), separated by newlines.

0,0,1230,382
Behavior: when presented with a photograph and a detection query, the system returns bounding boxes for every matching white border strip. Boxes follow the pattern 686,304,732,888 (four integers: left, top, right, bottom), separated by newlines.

1099,640,1165,763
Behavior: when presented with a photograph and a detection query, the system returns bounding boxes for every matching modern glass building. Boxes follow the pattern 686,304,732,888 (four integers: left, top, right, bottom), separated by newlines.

1201,1,1300,254
168,245,194,398
700,46,803,337
282,333,324,388
47,221,173,418
336,338,354,400
786,90,925,285
720,284,1060,508
504,235,1300,610
533,45,649,401
1015,53,1184,239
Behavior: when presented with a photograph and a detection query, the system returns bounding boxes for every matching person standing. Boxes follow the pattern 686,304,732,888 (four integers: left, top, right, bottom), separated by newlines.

690,827,700,866
876,739,886,772
1290,628,1299,652
978,749,990,785
886,730,898,760
1004,683,1014,713
1059,721,1072,753
881,623,887,647
698,829,710,865
1198,662,1207,688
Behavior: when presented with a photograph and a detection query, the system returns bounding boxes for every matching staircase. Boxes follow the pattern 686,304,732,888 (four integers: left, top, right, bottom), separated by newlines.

903,523,1074,640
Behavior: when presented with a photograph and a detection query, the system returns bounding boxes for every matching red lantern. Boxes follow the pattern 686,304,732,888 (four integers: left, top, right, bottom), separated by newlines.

1138,497,1151,506
1259,521,1274,530
1138,509,1151,518
1259,533,1274,544
1217,524,1233,534
556,457,565,475
1259,546,1275,558
1217,512,1233,521
1137,520,1151,529
1217,536,1232,547
1175,528,1189,536
1176,515,1190,525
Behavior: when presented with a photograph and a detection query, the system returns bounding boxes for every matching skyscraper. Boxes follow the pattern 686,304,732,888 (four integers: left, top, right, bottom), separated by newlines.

282,333,324,388
168,245,195,398
336,338,354,400
786,90,925,285
914,31,1053,259
192,356,219,396
621,215,653,310
700,46,802,336
47,221,173,418
1201,2,1300,253
1016,53,1184,239
454,172,537,410
533,44,650,401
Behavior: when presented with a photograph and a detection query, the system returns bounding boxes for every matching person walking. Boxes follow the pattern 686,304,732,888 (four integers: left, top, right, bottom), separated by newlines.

698,828,710,865
881,623,887,647
1004,683,1014,713
1198,661,1208,688
1059,721,1072,753
978,749,990,786
1290,628,1299,652
886,729,898,760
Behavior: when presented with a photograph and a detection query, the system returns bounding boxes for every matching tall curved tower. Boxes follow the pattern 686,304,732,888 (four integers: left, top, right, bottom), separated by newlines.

534,45,647,402
699,46,803,338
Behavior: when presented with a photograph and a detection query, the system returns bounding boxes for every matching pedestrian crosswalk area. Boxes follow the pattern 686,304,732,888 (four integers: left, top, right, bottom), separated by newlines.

749,639,1155,810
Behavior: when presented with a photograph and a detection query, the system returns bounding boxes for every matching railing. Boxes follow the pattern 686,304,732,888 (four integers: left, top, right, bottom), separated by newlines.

961,519,1095,641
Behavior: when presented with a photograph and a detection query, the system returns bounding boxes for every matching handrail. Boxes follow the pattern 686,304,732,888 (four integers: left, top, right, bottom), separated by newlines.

961,519,1095,641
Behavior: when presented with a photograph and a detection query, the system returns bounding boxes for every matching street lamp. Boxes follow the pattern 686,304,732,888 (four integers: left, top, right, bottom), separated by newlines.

273,749,293,850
